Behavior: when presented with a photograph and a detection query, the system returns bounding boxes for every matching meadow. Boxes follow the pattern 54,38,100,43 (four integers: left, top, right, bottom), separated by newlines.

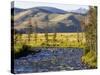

14,32,86,53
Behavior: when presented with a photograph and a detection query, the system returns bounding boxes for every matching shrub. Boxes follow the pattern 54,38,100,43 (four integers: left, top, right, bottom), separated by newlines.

14,45,41,59
82,50,97,68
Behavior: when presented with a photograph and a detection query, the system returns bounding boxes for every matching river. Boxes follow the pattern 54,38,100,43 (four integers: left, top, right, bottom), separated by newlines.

14,48,88,73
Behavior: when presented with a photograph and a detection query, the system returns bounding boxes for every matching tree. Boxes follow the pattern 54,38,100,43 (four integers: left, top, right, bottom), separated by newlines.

19,32,22,43
14,29,17,44
52,22,57,46
77,25,80,47
80,17,86,46
85,6,97,53
27,24,33,43
81,6,97,68
44,15,49,46
33,21,38,43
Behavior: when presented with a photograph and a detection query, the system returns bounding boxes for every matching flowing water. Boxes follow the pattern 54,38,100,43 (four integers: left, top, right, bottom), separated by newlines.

14,48,88,73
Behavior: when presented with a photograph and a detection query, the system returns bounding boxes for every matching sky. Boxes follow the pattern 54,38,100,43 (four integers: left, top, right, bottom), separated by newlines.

11,1,89,11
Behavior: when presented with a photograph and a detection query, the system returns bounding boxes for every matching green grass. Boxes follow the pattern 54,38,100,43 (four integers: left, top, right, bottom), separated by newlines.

82,50,97,68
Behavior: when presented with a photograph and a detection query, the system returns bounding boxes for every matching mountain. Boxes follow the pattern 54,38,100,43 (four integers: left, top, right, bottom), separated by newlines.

12,6,87,33
33,6,67,14
11,8,26,15
71,8,88,14
11,6,67,16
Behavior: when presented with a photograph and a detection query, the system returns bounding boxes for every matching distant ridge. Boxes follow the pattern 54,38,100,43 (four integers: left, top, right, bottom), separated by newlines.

12,6,88,33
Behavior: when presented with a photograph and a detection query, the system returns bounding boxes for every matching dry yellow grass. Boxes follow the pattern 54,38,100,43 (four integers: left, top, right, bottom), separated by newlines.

14,32,86,49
